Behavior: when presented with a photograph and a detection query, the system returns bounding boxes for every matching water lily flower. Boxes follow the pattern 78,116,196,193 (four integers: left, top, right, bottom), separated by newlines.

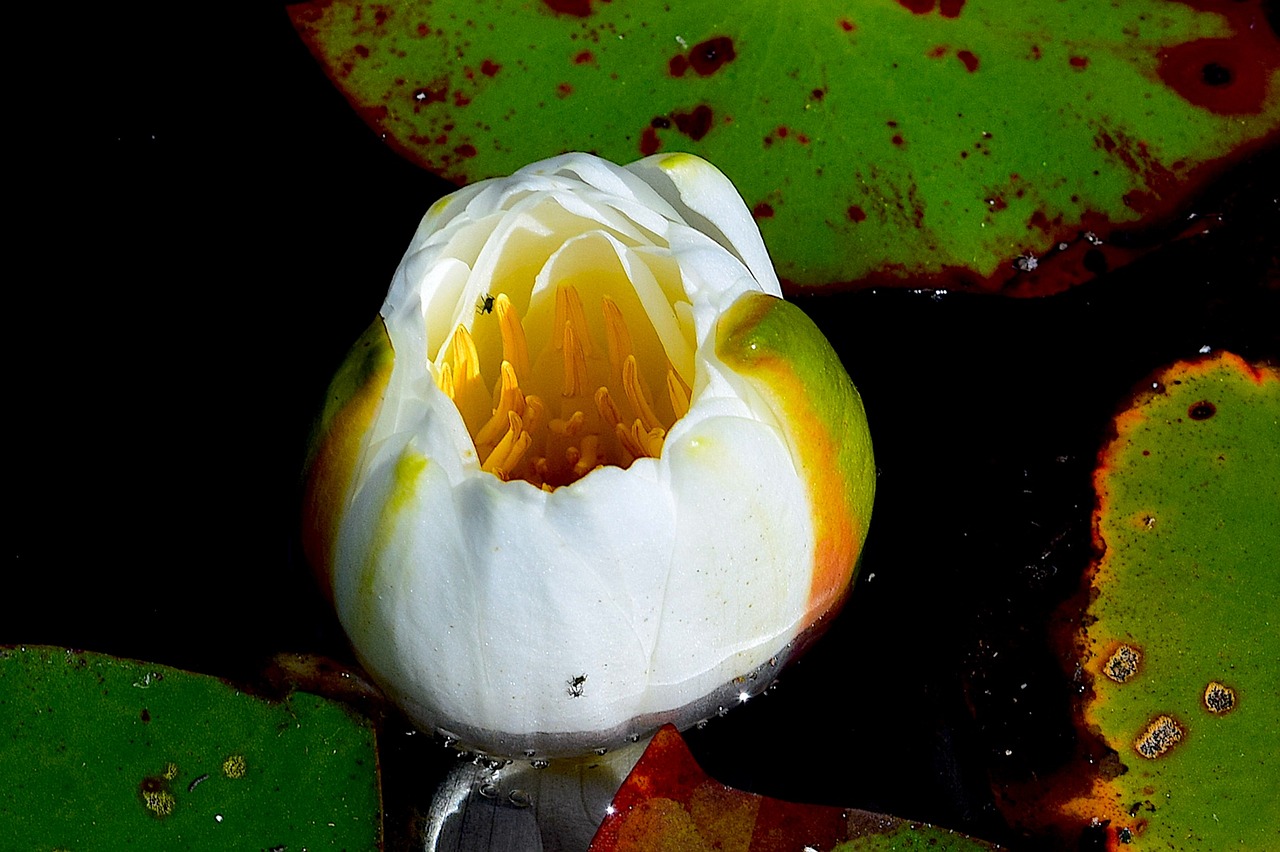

303,152,875,759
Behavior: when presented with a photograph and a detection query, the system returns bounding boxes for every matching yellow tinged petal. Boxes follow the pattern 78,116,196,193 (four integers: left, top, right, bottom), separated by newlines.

302,319,394,598
715,292,875,623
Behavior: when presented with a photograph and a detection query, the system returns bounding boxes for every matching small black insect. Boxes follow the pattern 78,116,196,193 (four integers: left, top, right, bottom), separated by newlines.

567,673,587,698
476,293,496,315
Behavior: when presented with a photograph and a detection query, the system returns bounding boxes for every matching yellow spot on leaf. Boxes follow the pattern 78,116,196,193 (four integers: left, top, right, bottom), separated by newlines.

1203,681,1236,714
223,754,247,779
1134,714,1183,759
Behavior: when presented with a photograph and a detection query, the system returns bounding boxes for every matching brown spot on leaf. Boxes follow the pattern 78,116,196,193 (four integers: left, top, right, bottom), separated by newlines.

897,0,965,16
752,202,774,219
847,205,867,222
1134,714,1183,759
672,105,713,141
412,85,448,107
556,82,573,98
480,59,500,77
689,37,736,76
574,50,595,65
541,0,607,16
671,37,737,78
1103,644,1141,683
455,143,477,158
839,18,855,32
354,44,370,58
1203,681,1236,714
640,126,660,156
1069,55,1088,69
957,50,979,72
1188,400,1216,420
1157,36,1277,114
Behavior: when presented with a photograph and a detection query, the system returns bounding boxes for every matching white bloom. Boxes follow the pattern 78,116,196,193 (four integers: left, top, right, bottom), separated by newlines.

303,152,874,758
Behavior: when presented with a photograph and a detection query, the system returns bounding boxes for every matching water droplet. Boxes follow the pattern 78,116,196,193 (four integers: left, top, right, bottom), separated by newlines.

530,759,550,770
479,783,499,799
509,789,532,808
593,747,608,756
696,719,709,730
626,733,640,743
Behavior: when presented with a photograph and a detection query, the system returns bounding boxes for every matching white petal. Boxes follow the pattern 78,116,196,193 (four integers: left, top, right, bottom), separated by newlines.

627,154,782,298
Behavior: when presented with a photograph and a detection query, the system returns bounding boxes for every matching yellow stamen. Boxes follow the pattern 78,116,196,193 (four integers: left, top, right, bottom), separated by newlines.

445,324,489,421
614,421,644,461
602,296,633,379
550,410,586,438
561,323,587,398
474,361,526,450
495,294,530,381
595,386,623,431
623,355,663,433
553,285,593,355
450,325,481,386
523,394,546,441
666,368,690,419
440,281,687,488
573,434,601,478
481,411,530,480
436,361,455,399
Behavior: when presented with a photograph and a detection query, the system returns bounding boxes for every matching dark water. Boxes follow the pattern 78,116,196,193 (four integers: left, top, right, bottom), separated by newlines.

9,7,1277,850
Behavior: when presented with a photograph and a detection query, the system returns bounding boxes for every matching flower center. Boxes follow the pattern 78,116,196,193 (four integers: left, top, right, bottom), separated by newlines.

435,286,691,489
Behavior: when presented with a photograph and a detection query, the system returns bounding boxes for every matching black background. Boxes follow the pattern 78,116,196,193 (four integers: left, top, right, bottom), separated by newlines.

9,6,1277,849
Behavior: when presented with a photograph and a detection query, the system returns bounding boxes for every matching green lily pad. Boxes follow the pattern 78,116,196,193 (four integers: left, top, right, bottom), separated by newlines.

0,646,381,850
591,725,1001,850
288,0,1279,294
1007,353,1279,848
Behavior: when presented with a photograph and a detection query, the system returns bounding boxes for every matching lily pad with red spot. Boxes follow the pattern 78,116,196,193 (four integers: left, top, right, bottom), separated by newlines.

287,0,1279,295
591,725,1000,850
999,353,1280,848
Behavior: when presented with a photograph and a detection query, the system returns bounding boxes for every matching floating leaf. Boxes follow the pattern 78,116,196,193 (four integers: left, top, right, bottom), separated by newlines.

0,646,381,850
591,725,1000,850
1003,353,1280,848
288,0,1279,294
